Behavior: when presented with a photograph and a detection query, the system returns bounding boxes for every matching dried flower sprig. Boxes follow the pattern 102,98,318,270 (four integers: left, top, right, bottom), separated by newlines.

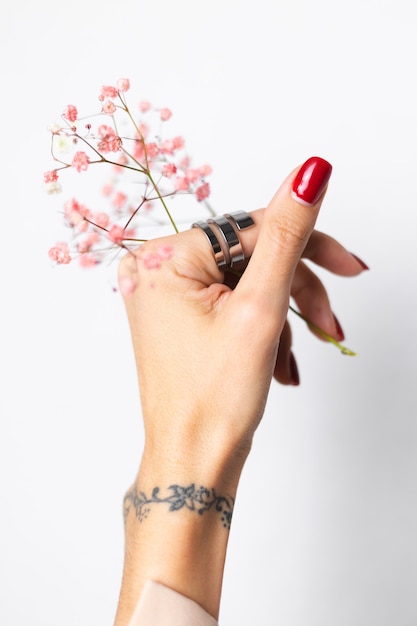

45,78,356,356
45,78,214,268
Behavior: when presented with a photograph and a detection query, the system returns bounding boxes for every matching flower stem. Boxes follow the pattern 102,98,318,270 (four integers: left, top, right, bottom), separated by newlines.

289,305,357,356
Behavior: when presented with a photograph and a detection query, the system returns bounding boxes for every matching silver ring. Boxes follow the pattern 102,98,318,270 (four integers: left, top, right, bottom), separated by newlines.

191,220,227,269
192,211,254,270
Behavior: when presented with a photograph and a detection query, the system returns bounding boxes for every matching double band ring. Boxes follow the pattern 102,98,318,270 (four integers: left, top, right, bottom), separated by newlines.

192,211,255,270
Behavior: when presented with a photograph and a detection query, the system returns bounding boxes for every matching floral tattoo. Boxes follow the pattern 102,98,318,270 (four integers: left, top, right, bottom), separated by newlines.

123,483,234,529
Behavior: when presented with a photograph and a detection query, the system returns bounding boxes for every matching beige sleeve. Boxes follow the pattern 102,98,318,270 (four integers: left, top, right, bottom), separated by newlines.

127,580,220,626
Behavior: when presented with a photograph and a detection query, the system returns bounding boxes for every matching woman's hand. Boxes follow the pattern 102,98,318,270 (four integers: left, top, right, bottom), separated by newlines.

114,157,367,625
118,157,365,469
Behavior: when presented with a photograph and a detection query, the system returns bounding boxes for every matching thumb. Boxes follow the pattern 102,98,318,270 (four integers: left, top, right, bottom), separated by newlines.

235,156,332,314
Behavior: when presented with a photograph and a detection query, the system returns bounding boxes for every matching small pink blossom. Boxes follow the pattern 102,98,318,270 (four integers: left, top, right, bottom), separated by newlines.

101,183,114,197
174,176,190,191
157,244,173,260
79,253,97,268
195,182,210,201
179,156,190,169
198,164,212,176
139,101,151,112
116,78,130,92
162,163,177,178
185,168,200,183
78,232,101,253
172,136,185,150
62,105,78,123
98,124,115,137
49,242,71,264
160,108,172,121
160,139,175,155
72,151,90,172
44,170,59,183
108,224,125,245
142,251,162,270
141,244,173,270
102,100,117,114
94,212,110,228
119,276,136,297
112,191,127,209
99,85,118,101
75,219,89,233
145,142,159,158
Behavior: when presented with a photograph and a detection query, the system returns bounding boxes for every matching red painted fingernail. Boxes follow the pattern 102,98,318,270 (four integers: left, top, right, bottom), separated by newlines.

291,156,333,206
350,253,370,271
333,314,345,341
289,352,300,386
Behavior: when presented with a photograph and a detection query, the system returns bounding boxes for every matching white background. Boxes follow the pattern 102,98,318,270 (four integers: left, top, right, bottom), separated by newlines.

1,1,417,624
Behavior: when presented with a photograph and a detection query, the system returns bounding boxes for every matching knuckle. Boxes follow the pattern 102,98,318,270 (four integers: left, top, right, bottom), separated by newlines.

268,213,311,251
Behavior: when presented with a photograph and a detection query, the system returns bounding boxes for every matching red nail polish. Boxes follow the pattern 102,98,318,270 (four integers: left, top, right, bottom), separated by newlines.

333,314,345,341
291,156,333,206
289,352,300,386
350,253,370,271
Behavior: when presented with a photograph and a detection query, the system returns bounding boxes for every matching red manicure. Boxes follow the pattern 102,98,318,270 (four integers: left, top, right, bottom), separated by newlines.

292,156,333,206
289,352,300,386
333,314,345,341
350,253,370,271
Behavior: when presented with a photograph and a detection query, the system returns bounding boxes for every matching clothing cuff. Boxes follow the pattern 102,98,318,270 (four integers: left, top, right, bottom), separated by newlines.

128,579,219,626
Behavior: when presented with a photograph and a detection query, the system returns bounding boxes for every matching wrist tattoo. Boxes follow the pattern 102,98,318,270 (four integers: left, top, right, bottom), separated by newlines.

123,483,234,529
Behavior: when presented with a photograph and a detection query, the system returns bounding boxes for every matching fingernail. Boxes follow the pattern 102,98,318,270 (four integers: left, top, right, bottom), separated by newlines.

291,156,333,206
333,314,345,341
350,253,370,271
289,352,300,386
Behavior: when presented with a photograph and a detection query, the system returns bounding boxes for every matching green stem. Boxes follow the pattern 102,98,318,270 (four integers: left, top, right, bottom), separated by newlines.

289,305,357,356
147,170,179,233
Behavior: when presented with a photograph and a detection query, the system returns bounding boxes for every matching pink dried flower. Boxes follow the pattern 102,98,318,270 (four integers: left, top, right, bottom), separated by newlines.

160,139,176,155
141,244,173,270
72,151,90,172
101,183,114,197
199,164,212,176
99,85,118,100
94,212,110,228
79,253,97,268
76,219,89,233
112,192,127,210
44,170,59,183
172,136,185,150
185,168,200,183
139,100,151,112
162,163,177,178
195,182,210,201
49,242,71,264
160,108,172,121
108,224,125,245
142,251,163,270
44,169,61,193
119,276,136,296
102,100,117,115
97,126,122,153
174,177,190,191
157,244,173,260
46,79,214,276
116,78,130,92
78,232,101,253
63,105,78,123
145,142,159,158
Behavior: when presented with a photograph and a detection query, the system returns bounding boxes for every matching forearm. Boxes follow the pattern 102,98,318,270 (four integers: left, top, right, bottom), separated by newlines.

114,446,245,626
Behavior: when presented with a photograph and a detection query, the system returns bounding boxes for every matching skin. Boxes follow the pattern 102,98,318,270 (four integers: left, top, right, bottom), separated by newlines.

113,162,366,626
